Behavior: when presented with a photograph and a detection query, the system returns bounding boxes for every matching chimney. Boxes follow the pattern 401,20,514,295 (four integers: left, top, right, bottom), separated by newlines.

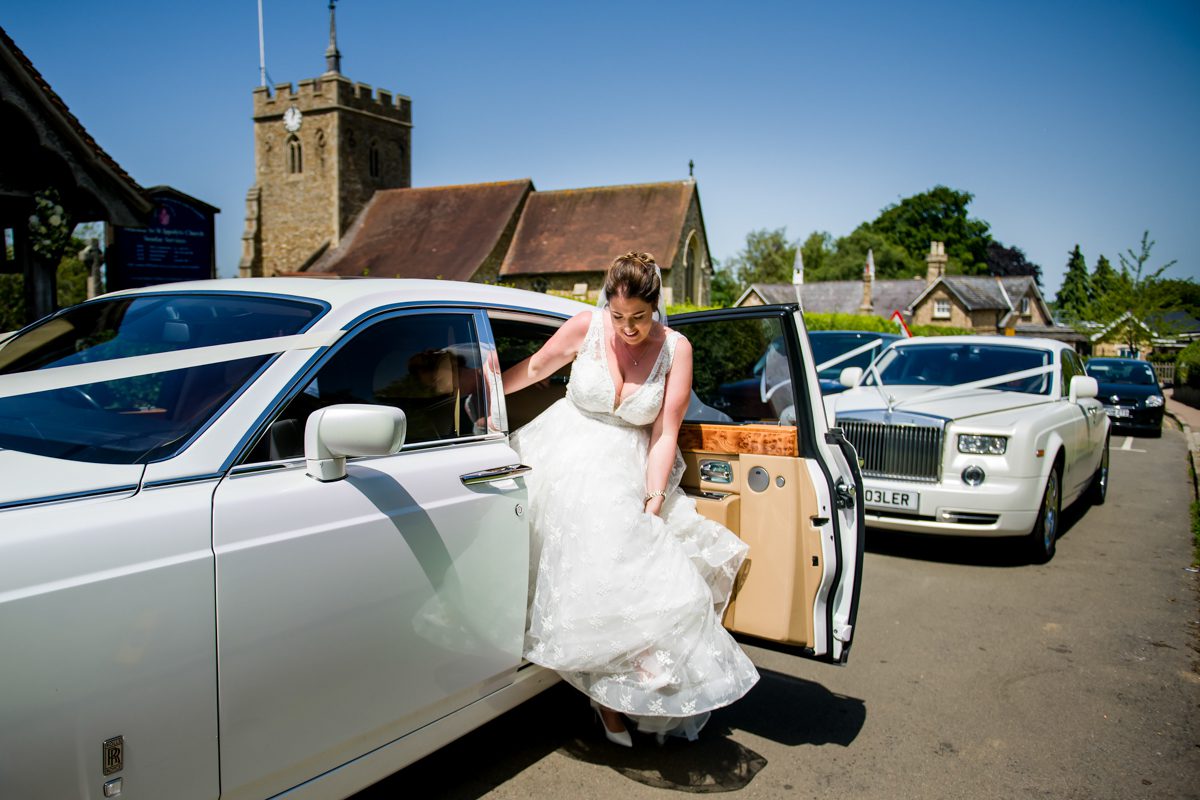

859,251,874,313
926,241,947,285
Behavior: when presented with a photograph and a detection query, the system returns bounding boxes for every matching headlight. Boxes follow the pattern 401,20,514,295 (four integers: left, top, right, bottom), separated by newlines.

958,434,1007,455
1145,395,1164,408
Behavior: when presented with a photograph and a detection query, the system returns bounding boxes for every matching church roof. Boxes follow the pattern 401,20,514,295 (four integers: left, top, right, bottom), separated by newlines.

307,179,533,280
499,180,696,276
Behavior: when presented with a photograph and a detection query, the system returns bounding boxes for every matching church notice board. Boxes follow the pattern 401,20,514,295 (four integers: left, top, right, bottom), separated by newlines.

108,189,217,290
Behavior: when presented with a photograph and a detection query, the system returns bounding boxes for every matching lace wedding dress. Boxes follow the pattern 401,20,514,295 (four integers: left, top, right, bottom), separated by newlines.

511,310,759,739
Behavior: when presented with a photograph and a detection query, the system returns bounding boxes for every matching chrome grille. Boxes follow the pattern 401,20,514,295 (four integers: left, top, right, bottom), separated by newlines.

840,419,944,483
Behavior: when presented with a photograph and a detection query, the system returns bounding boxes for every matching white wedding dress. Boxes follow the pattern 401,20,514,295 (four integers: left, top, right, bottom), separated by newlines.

511,309,759,739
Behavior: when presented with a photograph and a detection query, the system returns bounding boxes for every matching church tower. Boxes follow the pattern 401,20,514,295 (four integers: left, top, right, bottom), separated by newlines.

240,2,411,277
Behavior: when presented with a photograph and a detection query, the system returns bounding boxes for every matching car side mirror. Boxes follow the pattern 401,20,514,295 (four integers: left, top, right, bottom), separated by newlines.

305,404,407,482
1069,375,1098,403
839,367,863,388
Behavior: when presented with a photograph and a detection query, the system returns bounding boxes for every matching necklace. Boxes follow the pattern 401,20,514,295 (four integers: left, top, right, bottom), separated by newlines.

620,335,652,366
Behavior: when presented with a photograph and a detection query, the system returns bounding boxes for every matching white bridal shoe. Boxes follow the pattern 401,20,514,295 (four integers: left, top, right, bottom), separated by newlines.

590,700,633,748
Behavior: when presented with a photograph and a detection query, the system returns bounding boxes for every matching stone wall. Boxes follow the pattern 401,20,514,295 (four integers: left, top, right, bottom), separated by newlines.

242,75,412,277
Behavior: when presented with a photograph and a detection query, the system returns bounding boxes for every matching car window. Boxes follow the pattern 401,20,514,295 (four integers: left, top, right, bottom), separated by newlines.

809,332,899,379
489,315,569,431
0,294,322,464
244,312,487,463
673,316,796,424
1059,350,1078,397
1086,360,1158,386
867,343,1053,395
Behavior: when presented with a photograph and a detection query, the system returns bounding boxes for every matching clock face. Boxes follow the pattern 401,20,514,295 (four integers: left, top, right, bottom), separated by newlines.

283,106,302,133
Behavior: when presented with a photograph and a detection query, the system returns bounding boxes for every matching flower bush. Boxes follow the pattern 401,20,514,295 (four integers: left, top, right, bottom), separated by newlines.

27,188,72,261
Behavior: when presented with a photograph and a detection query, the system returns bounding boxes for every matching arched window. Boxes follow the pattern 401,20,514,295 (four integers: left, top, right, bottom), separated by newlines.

287,135,303,174
369,140,381,179
683,231,700,304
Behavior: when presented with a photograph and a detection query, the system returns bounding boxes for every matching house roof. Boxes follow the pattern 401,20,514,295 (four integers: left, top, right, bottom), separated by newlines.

499,180,695,277
307,179,533,280
739,279,926,316
0,25,150,225
910,275,1041,313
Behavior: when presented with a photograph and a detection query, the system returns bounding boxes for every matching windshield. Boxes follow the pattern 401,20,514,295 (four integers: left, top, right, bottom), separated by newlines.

865,343,1053,395
809,332,899,379
1085,360,1158,386
0,294,322,464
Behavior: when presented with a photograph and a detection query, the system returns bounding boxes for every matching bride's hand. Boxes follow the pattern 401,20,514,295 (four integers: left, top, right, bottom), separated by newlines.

645,495,665,517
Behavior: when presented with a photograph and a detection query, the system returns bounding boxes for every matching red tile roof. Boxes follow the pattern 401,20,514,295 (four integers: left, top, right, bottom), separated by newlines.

499,180,695,276
308,179,533,279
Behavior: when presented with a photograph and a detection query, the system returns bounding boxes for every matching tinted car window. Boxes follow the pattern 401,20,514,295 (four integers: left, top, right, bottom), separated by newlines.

867,343,1053,394
0,294,321,464
809,331,900,379
245,312,487,462
674,316,795,424
1085,359,1159,386
490,315,569,431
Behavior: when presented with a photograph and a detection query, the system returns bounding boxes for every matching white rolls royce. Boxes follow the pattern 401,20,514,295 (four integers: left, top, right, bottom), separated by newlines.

831,335,1110,563
0,280,862,800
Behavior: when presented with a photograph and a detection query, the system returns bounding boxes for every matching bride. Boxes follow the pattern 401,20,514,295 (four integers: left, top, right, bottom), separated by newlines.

502,251,759,747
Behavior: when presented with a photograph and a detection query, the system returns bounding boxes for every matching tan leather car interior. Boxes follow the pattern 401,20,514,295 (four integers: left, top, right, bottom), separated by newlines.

679,423,824,649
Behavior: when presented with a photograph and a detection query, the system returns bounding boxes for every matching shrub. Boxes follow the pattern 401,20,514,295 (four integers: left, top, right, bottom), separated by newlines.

1178,341,1200,389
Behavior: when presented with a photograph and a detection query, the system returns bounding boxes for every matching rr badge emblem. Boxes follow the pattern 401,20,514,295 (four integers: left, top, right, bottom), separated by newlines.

102,736,124,776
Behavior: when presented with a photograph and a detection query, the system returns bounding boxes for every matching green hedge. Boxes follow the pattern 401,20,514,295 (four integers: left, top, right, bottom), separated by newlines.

1177,341,1200,389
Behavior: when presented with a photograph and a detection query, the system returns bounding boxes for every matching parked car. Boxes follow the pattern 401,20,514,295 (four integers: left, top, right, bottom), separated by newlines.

809,330,902,394
1083,357,1165,437
831,335,1109,562
0,282,862,800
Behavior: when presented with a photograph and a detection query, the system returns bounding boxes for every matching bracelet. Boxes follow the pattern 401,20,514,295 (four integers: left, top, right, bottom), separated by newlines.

645,490,667,501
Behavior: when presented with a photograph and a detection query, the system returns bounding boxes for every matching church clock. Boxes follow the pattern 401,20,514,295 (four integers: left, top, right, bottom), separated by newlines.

283,105,303,132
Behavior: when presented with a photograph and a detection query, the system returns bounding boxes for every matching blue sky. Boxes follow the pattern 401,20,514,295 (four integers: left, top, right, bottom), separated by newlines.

5,1,1198,296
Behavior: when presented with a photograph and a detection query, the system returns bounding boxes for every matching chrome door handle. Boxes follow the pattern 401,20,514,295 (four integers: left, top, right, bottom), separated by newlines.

460,463,532,485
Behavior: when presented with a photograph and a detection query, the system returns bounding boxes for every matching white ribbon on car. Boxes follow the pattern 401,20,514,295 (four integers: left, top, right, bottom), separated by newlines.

0,329,344,400
888,363,1058,411
815,338,885,374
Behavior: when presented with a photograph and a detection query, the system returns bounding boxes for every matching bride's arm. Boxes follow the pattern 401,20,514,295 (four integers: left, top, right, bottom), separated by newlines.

644,336,693,516
501,311,591,395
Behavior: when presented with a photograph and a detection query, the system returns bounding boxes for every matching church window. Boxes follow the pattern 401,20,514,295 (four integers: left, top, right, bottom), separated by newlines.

369,140,381,178
287,135,303,174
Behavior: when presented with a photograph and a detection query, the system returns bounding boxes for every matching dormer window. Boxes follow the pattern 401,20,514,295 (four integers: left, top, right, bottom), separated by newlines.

934,299,951,319
287,135,303,174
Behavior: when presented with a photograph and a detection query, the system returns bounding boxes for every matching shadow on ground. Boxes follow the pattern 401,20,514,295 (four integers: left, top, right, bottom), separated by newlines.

864,496,1091,568
357,669,864,798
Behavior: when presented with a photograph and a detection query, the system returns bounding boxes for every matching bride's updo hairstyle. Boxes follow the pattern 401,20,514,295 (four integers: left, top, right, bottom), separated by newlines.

605,251,661,307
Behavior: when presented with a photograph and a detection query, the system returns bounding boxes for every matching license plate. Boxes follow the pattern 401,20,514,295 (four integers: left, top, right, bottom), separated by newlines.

1104,406,1131,418
864,487,919,512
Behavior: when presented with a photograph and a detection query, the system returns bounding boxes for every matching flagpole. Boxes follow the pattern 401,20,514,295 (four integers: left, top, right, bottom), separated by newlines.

257,0,268,89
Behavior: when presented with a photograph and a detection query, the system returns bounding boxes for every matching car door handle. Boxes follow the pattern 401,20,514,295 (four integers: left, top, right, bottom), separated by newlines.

460,463,532,485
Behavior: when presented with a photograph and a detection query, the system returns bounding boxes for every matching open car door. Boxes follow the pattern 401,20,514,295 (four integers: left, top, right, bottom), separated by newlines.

669,304,864,663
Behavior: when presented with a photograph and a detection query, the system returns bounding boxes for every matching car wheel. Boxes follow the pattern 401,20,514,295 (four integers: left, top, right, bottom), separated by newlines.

1027,465,1061,564
1087,435,1109,506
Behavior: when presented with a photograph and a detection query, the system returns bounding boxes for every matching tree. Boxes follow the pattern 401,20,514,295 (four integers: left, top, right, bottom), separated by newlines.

986,241,1042,286
725,228,797,287
1054,245,1091,322
817,225,916,281
1110,230,1180,352
708,262,741,308
866,185,992,275
798,231,834,280
1088,254,1126,320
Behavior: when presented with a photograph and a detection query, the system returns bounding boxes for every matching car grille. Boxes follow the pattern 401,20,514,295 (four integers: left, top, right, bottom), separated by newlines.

840,420,944,483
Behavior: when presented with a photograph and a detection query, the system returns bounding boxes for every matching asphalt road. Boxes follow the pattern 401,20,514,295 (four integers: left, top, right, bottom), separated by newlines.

358,422,1199,800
